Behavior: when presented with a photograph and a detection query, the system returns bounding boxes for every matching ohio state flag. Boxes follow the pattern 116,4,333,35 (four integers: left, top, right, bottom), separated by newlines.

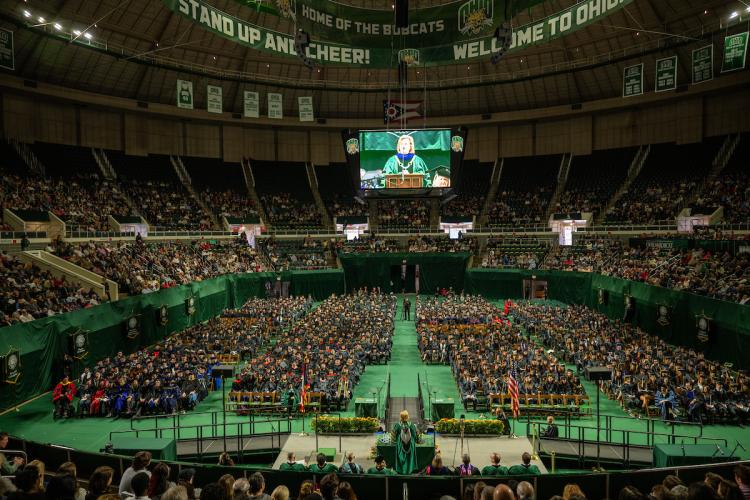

383,100,422,123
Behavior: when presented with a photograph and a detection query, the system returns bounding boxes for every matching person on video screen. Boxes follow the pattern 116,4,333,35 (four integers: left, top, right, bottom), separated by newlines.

431,167,451,187
382,135,428,186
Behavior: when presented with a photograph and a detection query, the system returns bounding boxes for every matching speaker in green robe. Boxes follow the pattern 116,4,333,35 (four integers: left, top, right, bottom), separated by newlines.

391,410,419,474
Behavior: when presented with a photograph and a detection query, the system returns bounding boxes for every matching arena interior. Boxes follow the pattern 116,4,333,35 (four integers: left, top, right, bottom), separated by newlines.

0,0,750,498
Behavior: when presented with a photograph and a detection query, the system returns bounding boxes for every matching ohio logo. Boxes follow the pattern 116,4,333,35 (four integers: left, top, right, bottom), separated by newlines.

399,49,420,66
346,138,359,156
276,0,296,20
458,0,494,36
451,135,464,153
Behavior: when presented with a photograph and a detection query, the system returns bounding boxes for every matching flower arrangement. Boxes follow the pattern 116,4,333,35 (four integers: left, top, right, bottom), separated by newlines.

434,418,504,435
311,415,380,433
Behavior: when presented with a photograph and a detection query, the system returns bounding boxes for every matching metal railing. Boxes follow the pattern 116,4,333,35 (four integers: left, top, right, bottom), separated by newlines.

111,411,293,462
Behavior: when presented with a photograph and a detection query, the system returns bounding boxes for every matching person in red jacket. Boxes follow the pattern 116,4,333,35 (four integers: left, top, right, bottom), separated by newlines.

53,375,76,419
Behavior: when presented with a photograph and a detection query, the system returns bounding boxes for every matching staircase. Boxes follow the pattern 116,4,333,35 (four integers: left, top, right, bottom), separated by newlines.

91,148,117,180
546,153,573,219
597,145,650,224
429,199,440,229
478,158,503,226
170,155,220,229
305,162,332,229
8,138,45,176
241,158,269,226
386,397,423,430
368,199,379,232
685,134,742,208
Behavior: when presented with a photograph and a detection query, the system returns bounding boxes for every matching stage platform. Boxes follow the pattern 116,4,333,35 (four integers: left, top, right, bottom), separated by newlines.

271,434,548,473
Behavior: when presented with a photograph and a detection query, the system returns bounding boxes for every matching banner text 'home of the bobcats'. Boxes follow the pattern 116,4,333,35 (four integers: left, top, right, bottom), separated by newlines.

165,0,633,67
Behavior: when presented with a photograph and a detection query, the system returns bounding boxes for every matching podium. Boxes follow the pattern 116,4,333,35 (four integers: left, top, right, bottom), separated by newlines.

385,174,423,188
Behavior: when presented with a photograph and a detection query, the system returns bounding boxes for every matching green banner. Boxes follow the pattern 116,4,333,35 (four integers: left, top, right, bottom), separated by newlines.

622,63,643,97
0,28,14,71
692,44,713,84
655,56,677,92
235,0,545,49
722,32,748,73
163,0,634,67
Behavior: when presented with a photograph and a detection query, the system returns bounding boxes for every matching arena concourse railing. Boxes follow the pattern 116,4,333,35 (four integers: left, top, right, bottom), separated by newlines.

7,435,749,499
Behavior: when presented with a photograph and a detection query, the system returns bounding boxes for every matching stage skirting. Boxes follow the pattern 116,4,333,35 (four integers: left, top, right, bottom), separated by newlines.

652,444,737,467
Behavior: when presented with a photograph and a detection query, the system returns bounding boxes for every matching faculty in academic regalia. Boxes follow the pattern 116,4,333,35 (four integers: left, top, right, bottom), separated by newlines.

53,375,76,419
391,410,419,474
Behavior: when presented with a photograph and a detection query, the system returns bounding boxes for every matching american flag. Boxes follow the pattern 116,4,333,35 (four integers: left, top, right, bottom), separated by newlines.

508,357,520,418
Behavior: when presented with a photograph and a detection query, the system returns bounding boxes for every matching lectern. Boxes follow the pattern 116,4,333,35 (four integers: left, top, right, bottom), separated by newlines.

385,174,423,188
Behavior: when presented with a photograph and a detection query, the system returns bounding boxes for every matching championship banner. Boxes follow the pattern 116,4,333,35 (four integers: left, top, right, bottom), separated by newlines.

696,313,711,343
622,63,643,97
656,304,671,327
69,329,89,359
158,304,169,326
177,79,194,109
655,56,677,92
2,348,21,384
162,0,634,67
125,314,142,340
268,93,283,119
298,96,314,122
207,84,223,113
186,296,197,316
384,100,422,122
244,91,260,118
692,45,713,84
234,0,550,48
0,28,14,71
722,32,749,73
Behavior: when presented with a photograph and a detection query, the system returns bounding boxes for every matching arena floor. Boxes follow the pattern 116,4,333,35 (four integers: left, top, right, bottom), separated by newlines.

1,297,748,466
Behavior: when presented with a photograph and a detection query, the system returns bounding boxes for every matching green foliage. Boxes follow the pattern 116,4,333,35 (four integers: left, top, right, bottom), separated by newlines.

311,415,380,433
434,418,504,435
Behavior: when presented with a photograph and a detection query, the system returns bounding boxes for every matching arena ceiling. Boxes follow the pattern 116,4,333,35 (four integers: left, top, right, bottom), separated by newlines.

0,0,744,118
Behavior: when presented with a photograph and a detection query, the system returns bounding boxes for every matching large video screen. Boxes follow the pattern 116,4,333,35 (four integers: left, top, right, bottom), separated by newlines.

358,129,452,189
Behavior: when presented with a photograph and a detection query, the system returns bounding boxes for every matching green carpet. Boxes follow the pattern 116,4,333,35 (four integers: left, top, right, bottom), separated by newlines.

0,297,748,462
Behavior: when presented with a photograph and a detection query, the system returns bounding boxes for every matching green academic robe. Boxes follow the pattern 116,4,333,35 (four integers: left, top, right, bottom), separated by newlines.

279,462,307,471
382,155,429,187
392,421,419,474
481,464,508,476
308,463,339,474
367,466,396,475
507,463,541,475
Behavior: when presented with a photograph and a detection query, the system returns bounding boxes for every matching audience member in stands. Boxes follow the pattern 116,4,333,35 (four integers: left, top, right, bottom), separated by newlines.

217,474,235,500
7,464,44,500
335,482,356,500
271,485,291,500
119,451,152,497
85,466,113,500
262,193,320,229
0,432,24,475
247,472,271,500
736,465,750,499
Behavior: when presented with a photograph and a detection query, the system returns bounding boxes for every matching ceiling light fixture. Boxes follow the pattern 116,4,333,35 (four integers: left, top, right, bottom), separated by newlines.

54,23,62,30
73,30,81,36
23,10,31,18
730,11,738,19
84,32,93,39
38,16,45,23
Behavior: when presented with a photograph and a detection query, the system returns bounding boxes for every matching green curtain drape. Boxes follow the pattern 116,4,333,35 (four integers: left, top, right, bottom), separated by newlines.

0,271,344,410
338,253,469,293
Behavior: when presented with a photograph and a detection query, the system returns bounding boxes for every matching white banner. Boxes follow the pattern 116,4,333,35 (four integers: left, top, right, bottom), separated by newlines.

207,85,223,114
268,93,283,119
298,96,314,122
243,91,259,118
176,80,194,109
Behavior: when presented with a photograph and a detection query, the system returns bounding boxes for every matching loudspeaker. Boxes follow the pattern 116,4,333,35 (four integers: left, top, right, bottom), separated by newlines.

585,367,612,381
212,365,235,379
395,0,409,28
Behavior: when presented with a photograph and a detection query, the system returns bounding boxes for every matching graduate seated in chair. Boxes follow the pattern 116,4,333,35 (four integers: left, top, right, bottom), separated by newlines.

655,385,677,421
53,375,76,419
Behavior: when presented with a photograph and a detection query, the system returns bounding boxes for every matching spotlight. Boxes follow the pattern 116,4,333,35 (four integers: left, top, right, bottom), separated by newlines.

73,30,81,36
38,16,45,22
84,32,92,39
23,10,31,18
54,23,62,30
730,11,738,19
